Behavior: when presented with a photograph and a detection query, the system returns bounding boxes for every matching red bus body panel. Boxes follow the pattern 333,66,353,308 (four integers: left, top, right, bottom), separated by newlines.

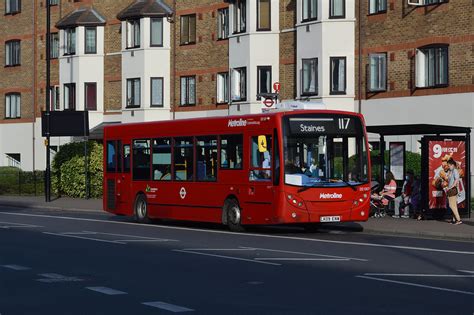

103,110,371,225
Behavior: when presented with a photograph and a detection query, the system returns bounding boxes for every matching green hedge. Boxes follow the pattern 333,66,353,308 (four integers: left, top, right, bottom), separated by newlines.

0,167,44,195
52,141,103,198
370,150,421,180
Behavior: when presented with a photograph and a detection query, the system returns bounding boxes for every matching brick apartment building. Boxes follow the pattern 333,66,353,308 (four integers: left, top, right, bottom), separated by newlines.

0,0,472,186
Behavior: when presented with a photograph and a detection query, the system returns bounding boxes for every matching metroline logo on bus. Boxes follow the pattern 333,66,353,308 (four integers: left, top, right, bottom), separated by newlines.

319,193,343,199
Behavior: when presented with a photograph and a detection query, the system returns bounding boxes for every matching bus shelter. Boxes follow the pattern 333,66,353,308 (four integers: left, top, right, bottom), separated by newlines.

367,124,471,218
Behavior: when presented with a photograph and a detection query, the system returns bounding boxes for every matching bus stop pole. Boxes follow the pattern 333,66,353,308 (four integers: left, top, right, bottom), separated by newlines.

45,2,51,202
467,131,471,218
380,134,385,185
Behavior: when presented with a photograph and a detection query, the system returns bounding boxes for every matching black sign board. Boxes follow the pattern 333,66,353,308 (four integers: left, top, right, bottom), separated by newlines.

42,111,89,137
288,117,357,135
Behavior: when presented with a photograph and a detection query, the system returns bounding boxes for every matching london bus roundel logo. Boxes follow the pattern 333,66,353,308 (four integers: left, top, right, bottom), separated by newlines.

179,187,187,199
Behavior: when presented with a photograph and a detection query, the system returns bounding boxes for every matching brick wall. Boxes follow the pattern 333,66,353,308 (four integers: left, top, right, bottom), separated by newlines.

355,0,474,100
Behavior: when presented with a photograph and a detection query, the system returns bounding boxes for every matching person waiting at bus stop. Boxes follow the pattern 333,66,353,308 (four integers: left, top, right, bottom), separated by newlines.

392,170,414,219
371,171,397,207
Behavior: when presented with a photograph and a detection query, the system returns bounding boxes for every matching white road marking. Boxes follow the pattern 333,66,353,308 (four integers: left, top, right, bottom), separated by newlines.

1,264,31,271
1,212,473,255
43,232,126,244
255,258,350,261
82,231,178,242
364,273,474,278
240,246,368,262
356,275,474,296
247,281,264,285
0,221,41,229
180,248,257,251
86,286,127,295
37,273,83,283
143,301,194,313
459,270,474,274
173,249,281,266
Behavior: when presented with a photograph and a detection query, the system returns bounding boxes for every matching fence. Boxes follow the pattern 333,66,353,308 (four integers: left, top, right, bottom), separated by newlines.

0,168,45,196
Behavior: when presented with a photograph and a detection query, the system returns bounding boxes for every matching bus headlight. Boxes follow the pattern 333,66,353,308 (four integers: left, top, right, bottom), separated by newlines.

286,194,306,209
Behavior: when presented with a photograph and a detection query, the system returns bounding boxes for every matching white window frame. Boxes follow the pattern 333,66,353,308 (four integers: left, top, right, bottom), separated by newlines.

408,0,447,6
126,20,140,49
64,83,76,110
5,0,20,14
180,76,196,106
50,33,59,59
369,0,387,14
233,0,246,34
415,46,448,88
368,53,387,92
217,72,229,104
5,93,21,119
231,67,247,102
5,40,20,66
50,86,60,110
126,78,141,107
301,58,318,96
217,8,229,40
302,0,317,22
180,14,196,45
64,28,76,55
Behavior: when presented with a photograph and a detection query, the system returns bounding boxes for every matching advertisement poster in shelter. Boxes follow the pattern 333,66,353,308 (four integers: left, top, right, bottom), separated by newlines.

428,140,466,210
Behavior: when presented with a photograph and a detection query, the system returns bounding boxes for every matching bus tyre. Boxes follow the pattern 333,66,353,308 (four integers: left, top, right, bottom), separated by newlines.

134,194,150,224
225,199,245,232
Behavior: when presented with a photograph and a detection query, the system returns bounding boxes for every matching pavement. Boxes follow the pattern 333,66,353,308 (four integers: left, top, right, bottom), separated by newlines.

0,204,473,314
0,195,472,241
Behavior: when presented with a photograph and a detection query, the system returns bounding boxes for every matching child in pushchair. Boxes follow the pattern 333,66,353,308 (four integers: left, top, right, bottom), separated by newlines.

370,171,397,218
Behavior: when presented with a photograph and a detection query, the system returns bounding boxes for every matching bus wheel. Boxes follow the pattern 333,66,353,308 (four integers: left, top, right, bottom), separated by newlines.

225,199,245,232
134,194,150,224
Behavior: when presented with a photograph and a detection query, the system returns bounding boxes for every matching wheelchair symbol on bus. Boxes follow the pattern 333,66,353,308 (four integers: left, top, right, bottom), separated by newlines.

179,187,187,199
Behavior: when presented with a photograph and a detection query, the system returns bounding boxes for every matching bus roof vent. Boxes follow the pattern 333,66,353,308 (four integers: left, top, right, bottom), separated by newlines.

275,100,327,111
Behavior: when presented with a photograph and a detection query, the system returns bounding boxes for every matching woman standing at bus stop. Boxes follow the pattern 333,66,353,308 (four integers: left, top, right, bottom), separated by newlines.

446,158,462,225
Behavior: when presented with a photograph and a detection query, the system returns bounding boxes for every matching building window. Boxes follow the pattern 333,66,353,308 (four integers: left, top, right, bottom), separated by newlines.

257,0,270,31
84,27,97,54
217,8,229,40
64,83,76,110
6,153,21,168
369,53,387,92
151,77,164,107
233,0,246,34
408,0,448,5
49,86,60,110
369,0,387,14
5,0,20,14
48,0,59,5
257,66,272,99
301,58,318,96
302,0,317,21
231,67,246,102
50,33,59,59
150,18,163,47
416,45,448,88
330,0,345,19
126,20,140,49
126,78,141,107
180,14,196,45
5,93,20,119
217,72,229,104
85,82,97,110
330,57,346,95
180,76,196,106
5,40,20,66
64,28,76,55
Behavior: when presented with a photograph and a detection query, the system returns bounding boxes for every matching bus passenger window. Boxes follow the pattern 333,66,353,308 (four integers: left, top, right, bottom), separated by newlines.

220,135,243,169
133,139,151,181
174,137,194,181
123,145,131,173
196,136,218,181
152,138,172,181
106,141,117,173
249,135,272,181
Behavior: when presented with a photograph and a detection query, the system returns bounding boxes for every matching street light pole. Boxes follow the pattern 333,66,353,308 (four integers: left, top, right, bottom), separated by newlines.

45,1,51,202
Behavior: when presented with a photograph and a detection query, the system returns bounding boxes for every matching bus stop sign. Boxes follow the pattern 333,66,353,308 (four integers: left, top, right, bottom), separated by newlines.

263,98,274,108
273,82,281,93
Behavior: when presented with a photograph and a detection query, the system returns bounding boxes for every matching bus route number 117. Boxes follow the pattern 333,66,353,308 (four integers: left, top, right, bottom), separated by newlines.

338,118,351,130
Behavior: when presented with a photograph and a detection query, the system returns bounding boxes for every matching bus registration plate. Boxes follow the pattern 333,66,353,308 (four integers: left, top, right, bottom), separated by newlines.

320,216,341,223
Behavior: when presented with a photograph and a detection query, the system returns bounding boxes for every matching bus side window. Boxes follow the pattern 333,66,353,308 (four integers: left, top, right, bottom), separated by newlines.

174,137,194,181
196,136,218,181
106,141,117,173
123,145,130,173
152,138,172,181
133,139,151,181
220,135,243,169
249,135,272,181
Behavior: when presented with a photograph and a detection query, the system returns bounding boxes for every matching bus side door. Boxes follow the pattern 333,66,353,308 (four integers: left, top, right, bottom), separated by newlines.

117,141,132,214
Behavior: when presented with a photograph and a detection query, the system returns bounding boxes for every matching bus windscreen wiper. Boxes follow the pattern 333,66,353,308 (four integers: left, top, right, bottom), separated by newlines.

341,180,357,191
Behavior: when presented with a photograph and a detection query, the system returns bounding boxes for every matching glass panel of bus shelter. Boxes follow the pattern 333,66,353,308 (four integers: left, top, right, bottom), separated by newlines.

196,136,218,181
107,141,117,173
220,135,243,169
249,135,272,181
174,137,194,181
133,139,151,180
284,116,368,187
152,138,172,181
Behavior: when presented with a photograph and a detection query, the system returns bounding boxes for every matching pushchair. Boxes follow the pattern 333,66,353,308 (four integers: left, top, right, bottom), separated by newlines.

370,181,386,218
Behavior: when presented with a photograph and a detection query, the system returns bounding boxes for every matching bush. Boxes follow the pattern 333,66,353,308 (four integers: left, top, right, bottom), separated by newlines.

0,167,44,195
52,141,103,198
370,150,421,180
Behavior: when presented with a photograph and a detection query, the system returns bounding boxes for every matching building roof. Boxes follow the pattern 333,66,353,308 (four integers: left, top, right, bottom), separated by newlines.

117,0,173,21
367,124,471,136
56,7,106,29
